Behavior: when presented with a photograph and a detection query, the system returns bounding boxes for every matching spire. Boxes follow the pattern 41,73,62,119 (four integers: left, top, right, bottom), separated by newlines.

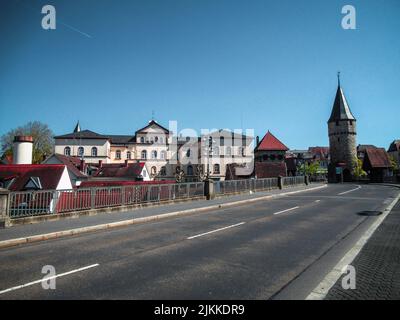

337,71,341,87
73,121,81,133
328,74,356,122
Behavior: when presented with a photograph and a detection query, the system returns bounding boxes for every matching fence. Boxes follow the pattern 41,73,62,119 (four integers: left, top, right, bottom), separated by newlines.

8,182,204,219
8,177,306,219
215,176,305,195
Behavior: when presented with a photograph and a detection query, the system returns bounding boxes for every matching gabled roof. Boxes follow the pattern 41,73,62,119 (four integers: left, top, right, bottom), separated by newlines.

46,154,87,178
108,135,136,144
388,140,400,152
257,131,289,151
93,162,145,178
328,86,356,122
54,130,108,140
363,148,392,169
135,120,170,134
0,164,66,191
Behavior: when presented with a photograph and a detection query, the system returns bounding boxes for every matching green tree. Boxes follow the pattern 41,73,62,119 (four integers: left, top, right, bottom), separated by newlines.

297,161,320,176
389,155,399,173
0,121,54,164
353,157,367,180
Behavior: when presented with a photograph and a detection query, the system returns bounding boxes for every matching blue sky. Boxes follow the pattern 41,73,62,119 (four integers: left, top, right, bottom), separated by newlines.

0,0,399,149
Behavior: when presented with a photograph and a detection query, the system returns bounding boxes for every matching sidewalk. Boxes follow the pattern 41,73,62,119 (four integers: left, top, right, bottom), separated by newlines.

0,184,326,247
325,200,400,300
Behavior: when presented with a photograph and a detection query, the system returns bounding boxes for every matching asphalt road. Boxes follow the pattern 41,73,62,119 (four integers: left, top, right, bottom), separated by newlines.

0,184,398,300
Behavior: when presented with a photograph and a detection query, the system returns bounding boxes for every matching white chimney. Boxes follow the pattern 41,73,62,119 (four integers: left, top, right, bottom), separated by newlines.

13,136,33,164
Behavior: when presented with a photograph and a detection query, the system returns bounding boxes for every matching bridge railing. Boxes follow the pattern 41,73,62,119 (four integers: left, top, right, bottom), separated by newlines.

8,182,205,219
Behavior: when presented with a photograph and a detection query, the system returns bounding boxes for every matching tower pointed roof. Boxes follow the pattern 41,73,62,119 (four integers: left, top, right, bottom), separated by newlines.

73,121,81,133
328,74,356,122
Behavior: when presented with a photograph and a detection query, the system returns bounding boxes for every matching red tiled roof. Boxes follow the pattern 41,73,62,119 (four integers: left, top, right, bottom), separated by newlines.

0,164,65,191
363,148,392,169
308,147,329,159
79,180,175,188
257,131,289,151
93,162,145,178
51,154,87,178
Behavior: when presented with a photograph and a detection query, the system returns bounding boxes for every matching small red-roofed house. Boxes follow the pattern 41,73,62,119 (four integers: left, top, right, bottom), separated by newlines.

362,148,393,182
254,131,289,178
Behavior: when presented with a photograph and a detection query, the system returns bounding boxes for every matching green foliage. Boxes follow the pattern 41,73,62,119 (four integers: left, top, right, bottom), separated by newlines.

0,121,54,164
297,161,320,176
353,157,367,179
389,155,399,172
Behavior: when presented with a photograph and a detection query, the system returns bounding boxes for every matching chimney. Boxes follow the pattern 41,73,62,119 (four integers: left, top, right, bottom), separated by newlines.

256,136,260,146
13,136,33,164
80,159,86,173
98,160,103,168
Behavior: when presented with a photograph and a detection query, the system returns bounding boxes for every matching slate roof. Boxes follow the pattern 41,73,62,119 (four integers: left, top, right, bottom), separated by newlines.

328,86,356,122
135,120,170,134
0,164,66,191
388,140,400,152
108,135,136,144
54,130,108,140
257,131,289,151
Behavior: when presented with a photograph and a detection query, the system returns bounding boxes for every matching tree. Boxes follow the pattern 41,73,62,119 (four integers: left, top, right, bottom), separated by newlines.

388,155,399,173
0,121,54,164
297,161,320,176
353,157,367,180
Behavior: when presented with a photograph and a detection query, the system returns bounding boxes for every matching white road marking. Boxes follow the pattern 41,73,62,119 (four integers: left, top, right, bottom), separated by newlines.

187,222,246,240
273,206,300,215
0,264,99,295
315,200,321,203
338,185,361,195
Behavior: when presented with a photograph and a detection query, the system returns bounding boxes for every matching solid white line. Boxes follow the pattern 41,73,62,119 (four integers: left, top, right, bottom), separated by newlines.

0,264,99,295
306,191,400,300
338,185,361,195
273,206,300,215
187,222,246,240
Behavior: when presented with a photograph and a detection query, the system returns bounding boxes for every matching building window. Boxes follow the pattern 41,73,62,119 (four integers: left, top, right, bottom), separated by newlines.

238,147,245,156
151,166,157,175
160,166,166,176
141,150,147,159
213,147,219,157
270,154,276,161
151,150,157,159
115,150,121,160
161,150,167,160
127,151,131,159
78,147,84,157
64,147,71,156
140,137,145,143
187,165,194,176
350,120,353,126
214,164,220,174
160,137,164,144
220,137,224,146
155,136,159,143
91,147,97,157
226,147,231,157
186,149,191,158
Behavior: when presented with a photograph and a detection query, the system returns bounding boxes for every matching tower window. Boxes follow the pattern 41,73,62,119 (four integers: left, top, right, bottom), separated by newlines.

350,120,353,126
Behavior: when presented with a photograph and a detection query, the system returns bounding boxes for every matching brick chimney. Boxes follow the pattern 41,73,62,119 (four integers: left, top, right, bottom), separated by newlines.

98,160,103,168
80,159,86,173
256,136,260,147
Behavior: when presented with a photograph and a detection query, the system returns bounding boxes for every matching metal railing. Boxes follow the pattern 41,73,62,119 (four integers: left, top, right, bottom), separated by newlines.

282,176,305,187
215,177,279,195
8,182,205,219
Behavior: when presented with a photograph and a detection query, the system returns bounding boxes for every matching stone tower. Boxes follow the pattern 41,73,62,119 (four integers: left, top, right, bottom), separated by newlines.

328,74,357,182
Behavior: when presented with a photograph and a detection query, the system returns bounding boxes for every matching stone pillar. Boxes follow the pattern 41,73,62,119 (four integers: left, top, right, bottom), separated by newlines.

204,179,215,200
0,188,10,228
278,176,283,190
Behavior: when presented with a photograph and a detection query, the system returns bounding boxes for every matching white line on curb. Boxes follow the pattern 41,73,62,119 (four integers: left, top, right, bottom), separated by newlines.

0,264,99,295
338,185,361,195
187,222,246,240
273,206,300,215
306,191,400,300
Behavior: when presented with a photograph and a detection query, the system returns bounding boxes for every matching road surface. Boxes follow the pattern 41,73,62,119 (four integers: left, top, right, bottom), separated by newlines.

0,183,398,299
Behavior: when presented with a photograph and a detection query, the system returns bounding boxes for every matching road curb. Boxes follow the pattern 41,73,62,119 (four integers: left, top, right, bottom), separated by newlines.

306,189,400,300
0,184,327,250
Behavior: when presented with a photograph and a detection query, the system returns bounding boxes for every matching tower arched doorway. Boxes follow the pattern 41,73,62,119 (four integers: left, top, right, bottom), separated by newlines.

343,168,352,182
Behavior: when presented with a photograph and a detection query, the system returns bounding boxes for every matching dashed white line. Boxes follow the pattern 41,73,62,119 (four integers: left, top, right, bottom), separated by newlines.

273,206,300,215
338,185,361,195
315,200,321,203
187,222,246,240
0,264,99,295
